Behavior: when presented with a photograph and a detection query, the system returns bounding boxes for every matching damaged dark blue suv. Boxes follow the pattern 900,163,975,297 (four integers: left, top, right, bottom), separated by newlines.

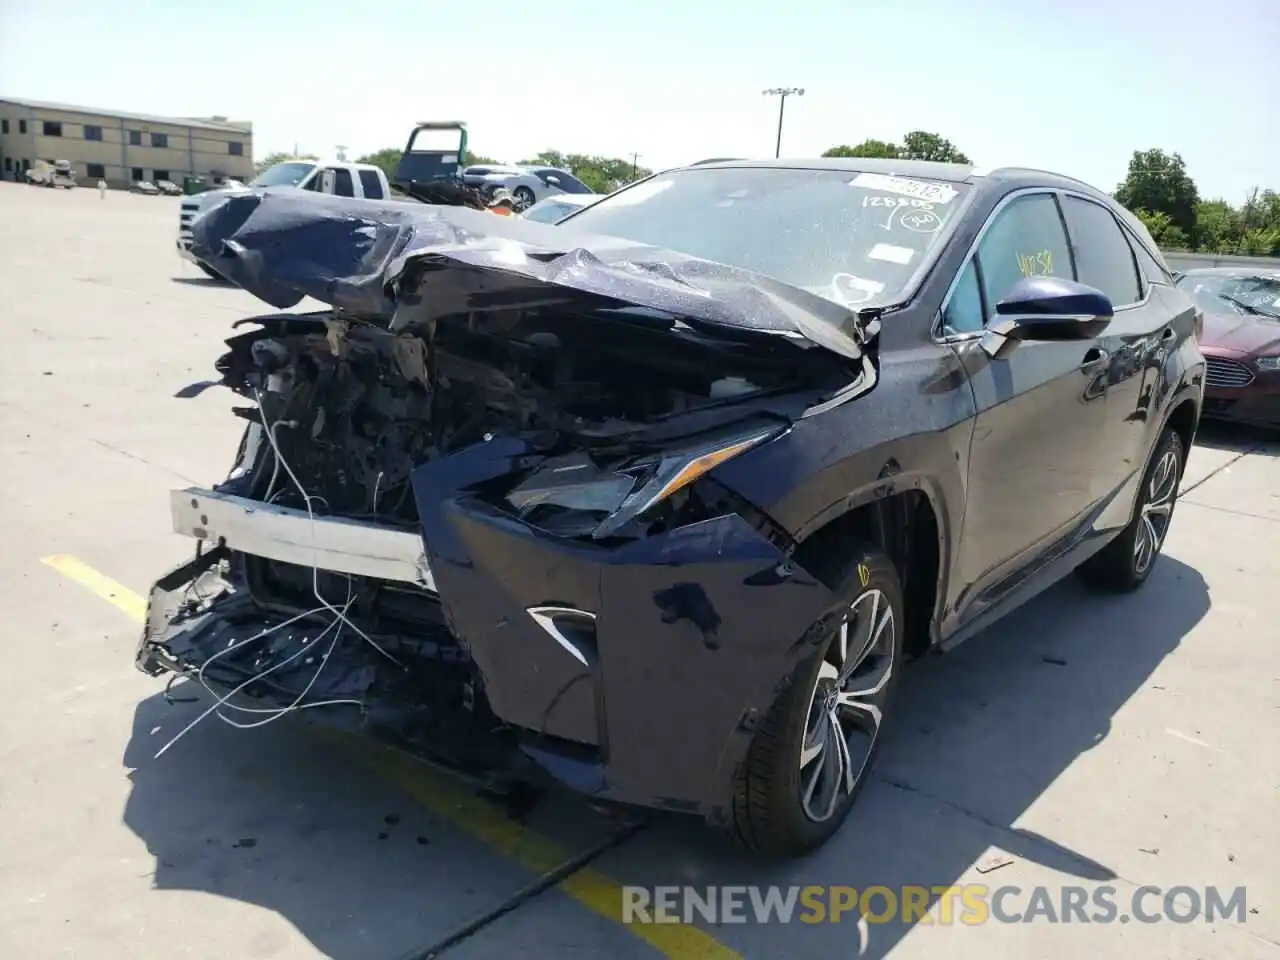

138,158,1204,856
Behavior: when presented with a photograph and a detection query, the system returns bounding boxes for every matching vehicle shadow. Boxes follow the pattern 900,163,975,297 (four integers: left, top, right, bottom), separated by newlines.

1193,419,1280,458
121,689,579,959
119,555,1209,958
170,276,226,287
579,555,1211,958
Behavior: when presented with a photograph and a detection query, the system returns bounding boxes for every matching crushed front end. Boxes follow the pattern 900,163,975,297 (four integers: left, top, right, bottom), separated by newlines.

139,194,872,820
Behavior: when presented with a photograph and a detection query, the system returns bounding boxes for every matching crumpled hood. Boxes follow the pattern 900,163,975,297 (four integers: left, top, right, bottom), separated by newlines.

1201,310,1280,356
188,190,865,360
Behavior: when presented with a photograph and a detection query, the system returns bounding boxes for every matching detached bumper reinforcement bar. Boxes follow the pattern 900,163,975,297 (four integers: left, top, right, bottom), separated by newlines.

170,487,436,591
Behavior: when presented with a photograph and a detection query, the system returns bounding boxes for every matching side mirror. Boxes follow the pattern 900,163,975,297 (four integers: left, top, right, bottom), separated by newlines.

981,276,1113,359
545,176,561,185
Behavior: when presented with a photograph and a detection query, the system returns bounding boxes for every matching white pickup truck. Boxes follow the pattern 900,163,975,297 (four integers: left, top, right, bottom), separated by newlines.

178,159,393,279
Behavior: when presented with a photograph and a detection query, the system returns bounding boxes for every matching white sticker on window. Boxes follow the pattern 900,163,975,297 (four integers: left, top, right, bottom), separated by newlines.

850,172,957,205
868,243,915,265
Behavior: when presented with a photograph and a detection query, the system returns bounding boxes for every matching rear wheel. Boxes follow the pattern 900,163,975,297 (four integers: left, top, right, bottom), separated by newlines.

725,544,903,857
1077,427,1184,591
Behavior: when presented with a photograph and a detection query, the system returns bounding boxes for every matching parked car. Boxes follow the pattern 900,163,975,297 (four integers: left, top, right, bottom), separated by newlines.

137,159,1203,857
131,180,160,196
156,180,183,196
25,159,76,189
460,164,593,209
1176,267,1280,426
520,192,603,223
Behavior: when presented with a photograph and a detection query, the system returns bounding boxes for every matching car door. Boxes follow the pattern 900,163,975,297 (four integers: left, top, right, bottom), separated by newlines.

942,191,1111,615
1058,193,1169,514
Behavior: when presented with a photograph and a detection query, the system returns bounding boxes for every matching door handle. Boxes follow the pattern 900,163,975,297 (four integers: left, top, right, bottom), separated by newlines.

1080,347,1109,372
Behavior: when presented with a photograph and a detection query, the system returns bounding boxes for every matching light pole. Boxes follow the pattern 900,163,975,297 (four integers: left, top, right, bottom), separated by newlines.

762,87,804,158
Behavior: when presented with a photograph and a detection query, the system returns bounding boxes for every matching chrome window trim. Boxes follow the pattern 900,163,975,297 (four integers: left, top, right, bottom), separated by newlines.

934,187,1153,344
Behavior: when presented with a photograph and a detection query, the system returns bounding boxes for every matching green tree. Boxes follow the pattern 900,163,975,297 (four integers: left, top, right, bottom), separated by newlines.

356,147,402,179
821,131,970,164
1114,149,1199,245
1194,198,1242,253
823,139,900,159
521,150,569,169
1134,209,1188,249
899,130,970,164
254,151,317,176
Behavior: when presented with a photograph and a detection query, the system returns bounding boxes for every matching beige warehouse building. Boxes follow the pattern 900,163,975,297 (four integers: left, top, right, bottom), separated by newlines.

0,97,254,188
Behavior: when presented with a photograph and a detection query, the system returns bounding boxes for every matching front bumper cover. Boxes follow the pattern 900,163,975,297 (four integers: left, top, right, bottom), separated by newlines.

139,436,837,818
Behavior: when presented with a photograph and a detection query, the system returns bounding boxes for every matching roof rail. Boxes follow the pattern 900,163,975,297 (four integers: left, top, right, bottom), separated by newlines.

689,157,743,165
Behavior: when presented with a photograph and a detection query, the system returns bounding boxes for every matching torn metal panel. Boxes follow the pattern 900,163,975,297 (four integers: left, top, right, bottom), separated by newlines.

189,190,865,361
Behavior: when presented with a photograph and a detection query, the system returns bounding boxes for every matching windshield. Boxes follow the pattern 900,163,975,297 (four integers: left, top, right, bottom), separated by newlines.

561,166,970,306
249,161,317,188
1177,273,1280,319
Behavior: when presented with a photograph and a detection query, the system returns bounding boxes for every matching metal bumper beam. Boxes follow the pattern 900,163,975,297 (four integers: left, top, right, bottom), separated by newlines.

170,487,436,591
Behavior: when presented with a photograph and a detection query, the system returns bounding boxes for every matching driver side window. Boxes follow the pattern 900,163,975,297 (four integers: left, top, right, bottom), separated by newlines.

942,193,1074,335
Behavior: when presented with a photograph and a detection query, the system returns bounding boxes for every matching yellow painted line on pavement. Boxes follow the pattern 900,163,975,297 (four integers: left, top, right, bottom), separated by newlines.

357,745,743,960
41,554,147,621
39,554,743,960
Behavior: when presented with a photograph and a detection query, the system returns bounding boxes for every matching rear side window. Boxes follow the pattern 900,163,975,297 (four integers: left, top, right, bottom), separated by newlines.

1126,231,1172,286
333,168,355,197
358,170,383,199
1061,196,1141,306
975,193,1074,308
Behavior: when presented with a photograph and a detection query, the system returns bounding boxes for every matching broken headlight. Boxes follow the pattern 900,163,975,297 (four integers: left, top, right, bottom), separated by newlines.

505,424,784,539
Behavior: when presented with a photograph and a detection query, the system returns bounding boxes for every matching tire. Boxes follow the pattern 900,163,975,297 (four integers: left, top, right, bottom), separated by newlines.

512,186,536,210
725,543,904,857
1077,427,1184,592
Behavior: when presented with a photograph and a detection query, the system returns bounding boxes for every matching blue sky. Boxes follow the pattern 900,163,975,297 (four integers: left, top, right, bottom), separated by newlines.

1,0,1275,200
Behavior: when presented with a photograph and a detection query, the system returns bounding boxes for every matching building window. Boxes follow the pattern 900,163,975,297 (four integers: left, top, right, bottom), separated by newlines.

87,163,106,179
153,169,170,182
131,167,144,181
2,158,10,172
84,124,103,141
23,159,30,170
151,132,168,148
128,130,142,146
19,119,27,134
228,141,244,156
1,119,8,134
43,121,62,137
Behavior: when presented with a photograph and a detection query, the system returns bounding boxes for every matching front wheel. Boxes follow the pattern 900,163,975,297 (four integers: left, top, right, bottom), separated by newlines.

512,186,536,210
725,544,903,857
1077,427,1184,591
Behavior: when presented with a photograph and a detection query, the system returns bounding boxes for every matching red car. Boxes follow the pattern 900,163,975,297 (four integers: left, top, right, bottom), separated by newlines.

1177,267,1280,426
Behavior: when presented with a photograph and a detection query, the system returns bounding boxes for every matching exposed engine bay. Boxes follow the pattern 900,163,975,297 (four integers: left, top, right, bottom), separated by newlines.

219,305,850,539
